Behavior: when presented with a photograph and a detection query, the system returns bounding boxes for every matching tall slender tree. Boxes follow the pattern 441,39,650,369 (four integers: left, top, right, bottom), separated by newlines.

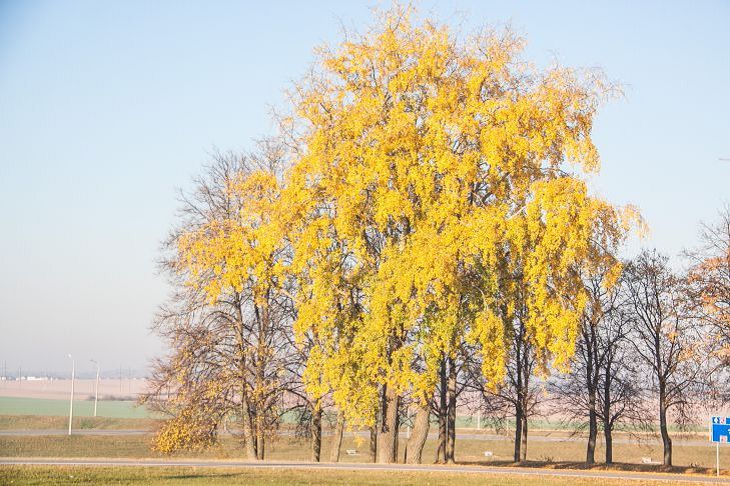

595,306,648,464
472,317,542,463
551,270,648,464
623,250,710,467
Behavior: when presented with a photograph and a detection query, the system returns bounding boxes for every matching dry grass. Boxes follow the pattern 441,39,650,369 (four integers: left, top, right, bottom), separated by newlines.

0,465,688,485
1,433,727,477
0,413,723,478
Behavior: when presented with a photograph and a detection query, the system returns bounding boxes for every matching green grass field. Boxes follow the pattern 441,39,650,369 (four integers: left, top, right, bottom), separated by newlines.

0,414,159,430
0,466,687,485
0,397,154,418
0,397,704,434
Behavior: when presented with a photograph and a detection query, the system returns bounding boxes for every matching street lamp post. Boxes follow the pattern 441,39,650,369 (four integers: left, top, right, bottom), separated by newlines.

67,354,75,435
90,359,99,417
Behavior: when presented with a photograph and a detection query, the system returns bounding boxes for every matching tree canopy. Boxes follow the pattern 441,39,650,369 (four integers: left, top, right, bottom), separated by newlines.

282,6,638,431
146,4,641,464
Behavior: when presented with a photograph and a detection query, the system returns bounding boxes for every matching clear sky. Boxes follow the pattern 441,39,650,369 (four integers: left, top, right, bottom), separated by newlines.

1,1,728,375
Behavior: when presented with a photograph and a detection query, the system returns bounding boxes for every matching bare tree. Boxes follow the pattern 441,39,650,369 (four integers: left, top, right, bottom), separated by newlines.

470,317,544,463
595,305,649,464
551,272,614,464
551,270,649,464
622,250,711,467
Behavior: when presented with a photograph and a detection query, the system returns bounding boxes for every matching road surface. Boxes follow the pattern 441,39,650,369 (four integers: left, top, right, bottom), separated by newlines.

1,458,728,484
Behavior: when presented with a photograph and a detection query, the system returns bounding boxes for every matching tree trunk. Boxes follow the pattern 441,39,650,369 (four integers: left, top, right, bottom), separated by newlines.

258,434,266,460
256,417,265,460
603,358,613,464
603,420,613,464
520,412,528,463
585,318,597,465
241,395,258,460
255,303,268,460
514,405,523,463
435,410,446,463
586,393,597,464
377,385,399,463
311,401,322,462
394,405,400,463
330,412,345,463
446,357,457,464
659,390,672,466
369,425,377,463
406,400,430,464
435,358,447,463
236,297,258,461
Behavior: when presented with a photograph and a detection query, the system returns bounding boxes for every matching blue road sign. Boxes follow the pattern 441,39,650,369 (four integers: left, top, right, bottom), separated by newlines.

711,416,730,443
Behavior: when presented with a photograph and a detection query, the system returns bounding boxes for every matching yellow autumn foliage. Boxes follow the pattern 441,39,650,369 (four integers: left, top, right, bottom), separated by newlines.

177,167,287,305
170,4,640,432
282,4,639,425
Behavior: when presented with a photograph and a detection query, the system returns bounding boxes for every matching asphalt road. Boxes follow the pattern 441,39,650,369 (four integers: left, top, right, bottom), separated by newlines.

1,458,729,484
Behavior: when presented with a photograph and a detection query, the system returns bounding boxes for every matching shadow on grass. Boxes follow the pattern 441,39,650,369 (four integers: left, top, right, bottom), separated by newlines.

459,459,720,476
158,473,242,480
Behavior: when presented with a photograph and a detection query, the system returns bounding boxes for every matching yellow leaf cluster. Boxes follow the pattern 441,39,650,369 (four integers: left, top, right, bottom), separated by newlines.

177,169,287,305
171,4,640,427
280,5,638,421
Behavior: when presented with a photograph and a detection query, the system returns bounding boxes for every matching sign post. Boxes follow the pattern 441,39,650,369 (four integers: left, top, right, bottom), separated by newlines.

710,416,730,477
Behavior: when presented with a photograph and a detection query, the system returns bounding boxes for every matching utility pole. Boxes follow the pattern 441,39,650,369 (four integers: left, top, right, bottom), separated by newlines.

90,359,100,417
67,354,75,435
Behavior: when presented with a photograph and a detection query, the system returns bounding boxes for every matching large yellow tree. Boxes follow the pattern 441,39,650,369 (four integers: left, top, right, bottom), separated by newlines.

282,5,637,464
147,4,639,465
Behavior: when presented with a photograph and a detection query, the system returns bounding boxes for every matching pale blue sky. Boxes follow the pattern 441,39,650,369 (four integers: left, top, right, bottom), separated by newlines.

0,1,728,374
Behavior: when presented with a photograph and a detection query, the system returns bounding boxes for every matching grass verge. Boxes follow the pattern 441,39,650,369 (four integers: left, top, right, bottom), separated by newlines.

0,465,688,485
0,433,727,475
